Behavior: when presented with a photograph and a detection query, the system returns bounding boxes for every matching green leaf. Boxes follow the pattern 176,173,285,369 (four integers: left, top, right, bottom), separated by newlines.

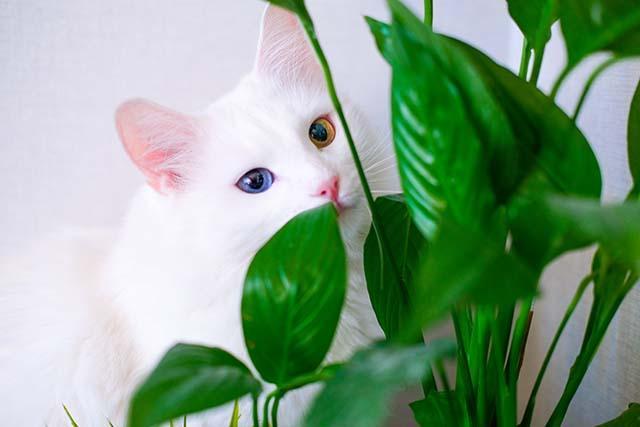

410,392,464,427
365,17,394,63
596,403,640,426
128,344,261,427
506,0,557,53
242,204,347,385
510,195,640,271
629,79,640,196
372,0,600,242
364,195,426,339
304,340,456,427
559,0,640,66
384,4,499,240
410,217,538,331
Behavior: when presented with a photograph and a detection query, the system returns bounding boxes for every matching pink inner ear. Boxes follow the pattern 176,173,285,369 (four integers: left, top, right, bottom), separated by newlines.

115,99,198,193
255,5,323,86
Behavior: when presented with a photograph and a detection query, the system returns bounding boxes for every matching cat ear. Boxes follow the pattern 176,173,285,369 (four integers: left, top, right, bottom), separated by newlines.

115,99,200,194
254,5,323,87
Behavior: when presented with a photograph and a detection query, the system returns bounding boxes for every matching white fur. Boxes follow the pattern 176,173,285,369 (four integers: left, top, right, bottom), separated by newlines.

0,6,399,426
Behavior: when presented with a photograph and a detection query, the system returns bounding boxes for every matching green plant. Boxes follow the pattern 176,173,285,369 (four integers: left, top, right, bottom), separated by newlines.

128,0,640,426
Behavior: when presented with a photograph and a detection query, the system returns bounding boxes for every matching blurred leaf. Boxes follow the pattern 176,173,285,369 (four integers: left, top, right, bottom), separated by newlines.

410,392,465,427
596,403,640,426
228,401,240,427
511,195,640,271
364,195,426,339
410,217,538,331
304,340,456,427
629,79,640,196
128,344,261,427
559,0,640,66
242,204,346,385
506,0,557,53
370,1,600,243
546,196,640,271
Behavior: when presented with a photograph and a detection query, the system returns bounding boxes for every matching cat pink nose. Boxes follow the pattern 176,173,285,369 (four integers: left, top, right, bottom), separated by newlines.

316,176,341,207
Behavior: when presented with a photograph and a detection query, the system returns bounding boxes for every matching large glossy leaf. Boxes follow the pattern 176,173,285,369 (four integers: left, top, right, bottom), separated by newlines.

559,0,640,66
596,403,640,426
128,344,261,427
408,217,538,331
304,340,456,427
241,204,346,385
364,195,426,339
369,1,601,242
506,0,557,53
629,79,640,196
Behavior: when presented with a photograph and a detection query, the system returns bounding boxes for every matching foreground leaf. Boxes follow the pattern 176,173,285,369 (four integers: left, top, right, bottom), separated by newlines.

409,217,538,331
629,79,640,196
242,204,346,385
597,403,640,426
364,195,426,339
559,0,640,66
304,340,456,427
128,344,261,427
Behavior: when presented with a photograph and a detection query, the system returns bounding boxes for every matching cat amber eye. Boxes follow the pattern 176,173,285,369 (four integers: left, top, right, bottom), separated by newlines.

309,117,336,149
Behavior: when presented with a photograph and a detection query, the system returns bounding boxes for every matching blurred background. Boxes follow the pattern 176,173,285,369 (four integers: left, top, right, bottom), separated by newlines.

1,0,638,425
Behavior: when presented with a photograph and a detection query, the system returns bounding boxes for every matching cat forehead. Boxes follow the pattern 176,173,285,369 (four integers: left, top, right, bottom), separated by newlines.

204,76,335,150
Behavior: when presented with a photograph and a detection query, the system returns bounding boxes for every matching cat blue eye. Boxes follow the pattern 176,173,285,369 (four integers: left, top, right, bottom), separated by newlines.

236,168,274,194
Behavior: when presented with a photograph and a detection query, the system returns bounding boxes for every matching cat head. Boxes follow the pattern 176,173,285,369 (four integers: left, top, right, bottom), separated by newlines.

114,5,397,259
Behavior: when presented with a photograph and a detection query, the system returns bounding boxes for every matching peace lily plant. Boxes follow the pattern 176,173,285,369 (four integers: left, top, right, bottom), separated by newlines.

122,0,640,426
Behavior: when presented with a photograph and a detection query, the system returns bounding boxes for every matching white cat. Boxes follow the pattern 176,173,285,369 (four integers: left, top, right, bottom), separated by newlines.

0,5,398,426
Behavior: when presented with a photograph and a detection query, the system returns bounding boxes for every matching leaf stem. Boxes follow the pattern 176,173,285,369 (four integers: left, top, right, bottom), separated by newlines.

423,0,433,27
549,64,574,100
572,56,626,121
296,8,407,298
518,39,532,80
529,45,547,85
252,394,260,427
262,394,274,427
520,274,593,427
271,393,282,427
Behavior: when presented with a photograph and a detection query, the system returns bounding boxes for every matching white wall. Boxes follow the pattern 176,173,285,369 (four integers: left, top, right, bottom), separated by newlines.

1,1,638,426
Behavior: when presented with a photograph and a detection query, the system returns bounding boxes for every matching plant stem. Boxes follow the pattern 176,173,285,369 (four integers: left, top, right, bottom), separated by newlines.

520,274,593,427
262,394,274,427
529,45,547,85
518,39,532,80
297,9,406,299
546,271,637,426
451,309,475,419
271,393,282,427
549,64,574,100
572,56,626,121
424,0,433,27
252,394,260,427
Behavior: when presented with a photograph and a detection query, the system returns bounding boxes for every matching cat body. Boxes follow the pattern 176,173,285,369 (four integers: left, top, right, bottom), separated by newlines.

0,6,396,426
